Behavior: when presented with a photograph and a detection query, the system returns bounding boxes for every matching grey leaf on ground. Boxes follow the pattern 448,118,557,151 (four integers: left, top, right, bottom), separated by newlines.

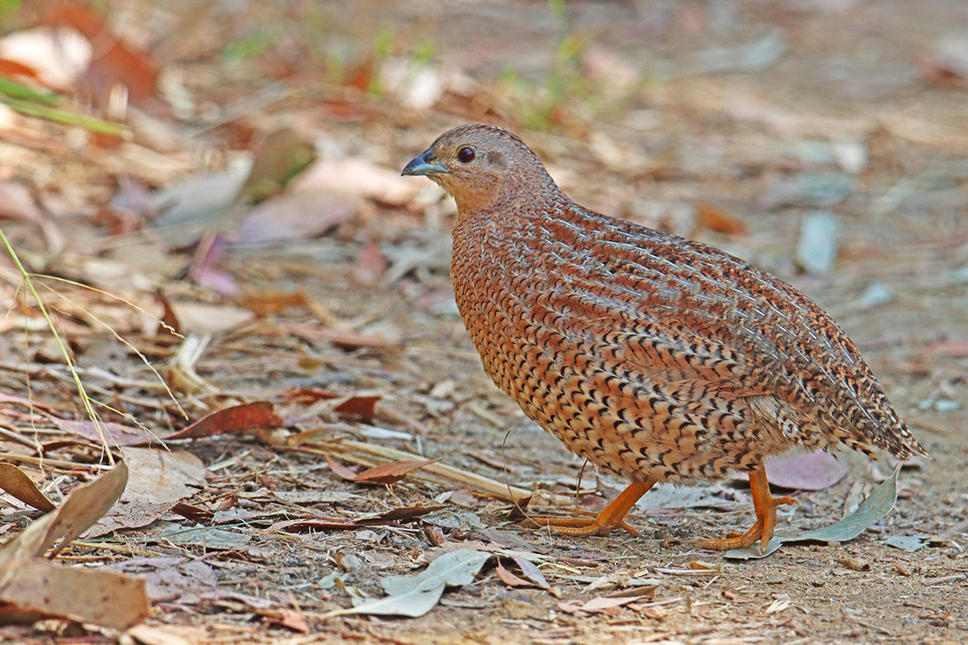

721,537,784,560
693,31,787,74
636,482,743,511
109,556,218,603
327,549,490,618
882,535,927,552
762,175,853,209
159,525,252,550
725,465,900,560
796,211,840,275
508,553,551,590
87,448,206,538
150,163,251,245
854,282,894,310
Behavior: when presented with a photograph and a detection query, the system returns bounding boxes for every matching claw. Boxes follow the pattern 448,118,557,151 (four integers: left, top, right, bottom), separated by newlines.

699,464,797,551
523,480,653,538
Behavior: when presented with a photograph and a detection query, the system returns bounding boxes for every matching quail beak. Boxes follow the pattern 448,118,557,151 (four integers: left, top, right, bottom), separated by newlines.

401,149,448,177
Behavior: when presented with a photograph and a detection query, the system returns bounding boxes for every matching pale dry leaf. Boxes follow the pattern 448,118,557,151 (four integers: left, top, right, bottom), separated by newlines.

0,463,56,511
87,448,205,538
0,463,147,630
167,301,254,335
127,624,208,645
1,557,147,630
233,192,358,244
0,26,91,90
291,157,419,207
43,462,129,556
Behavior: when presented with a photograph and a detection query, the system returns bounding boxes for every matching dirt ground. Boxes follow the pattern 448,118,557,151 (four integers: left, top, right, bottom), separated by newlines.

0,1,966,643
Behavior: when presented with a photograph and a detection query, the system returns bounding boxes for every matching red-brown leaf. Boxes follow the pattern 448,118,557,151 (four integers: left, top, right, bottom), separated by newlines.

162,402,284,441
43,1,159,104
324,455,361,481
495,561,532,588
695,201,748,236
352,459,436,485
333,395,381,421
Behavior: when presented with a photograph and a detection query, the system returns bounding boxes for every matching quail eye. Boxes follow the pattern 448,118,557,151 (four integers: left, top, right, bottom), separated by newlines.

457,147,475,163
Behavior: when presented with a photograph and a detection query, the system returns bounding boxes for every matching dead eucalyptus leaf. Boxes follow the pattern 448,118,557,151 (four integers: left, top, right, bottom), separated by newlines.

0,463,55,512
0,463,147,630
326,549,490,618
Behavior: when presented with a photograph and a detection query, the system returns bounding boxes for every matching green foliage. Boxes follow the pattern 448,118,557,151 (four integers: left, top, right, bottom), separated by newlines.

411,39,436,67
0,76,128,136
496,2,598,132
221,31,274,62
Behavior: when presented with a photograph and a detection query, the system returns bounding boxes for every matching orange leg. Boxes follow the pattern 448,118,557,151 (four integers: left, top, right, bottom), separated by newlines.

523,480,655,537
699,463,797,552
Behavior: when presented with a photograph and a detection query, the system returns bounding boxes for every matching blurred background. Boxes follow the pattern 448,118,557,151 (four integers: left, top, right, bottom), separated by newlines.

0,1,966,641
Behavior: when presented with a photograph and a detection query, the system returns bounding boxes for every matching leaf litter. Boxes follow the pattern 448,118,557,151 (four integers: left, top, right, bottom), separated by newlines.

0,1,965,642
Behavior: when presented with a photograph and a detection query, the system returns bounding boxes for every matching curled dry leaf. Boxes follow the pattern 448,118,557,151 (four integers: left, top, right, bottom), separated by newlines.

0,463,148,630
0,463,56,512
495,561,531,587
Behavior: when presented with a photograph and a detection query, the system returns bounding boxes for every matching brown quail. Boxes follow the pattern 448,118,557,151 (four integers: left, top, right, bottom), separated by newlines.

402,124,927,551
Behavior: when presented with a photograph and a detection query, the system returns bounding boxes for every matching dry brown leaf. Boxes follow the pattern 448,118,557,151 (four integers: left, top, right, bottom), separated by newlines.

54,418,153,447
508,554,554,594
333,394,381,421
162,401,284,441
325,454,361,480
155,289,181,338
86,448,206,538
0,463,147,630
495,561,531,587
43,462,129,556
263,608,310,633
352,458,437,485
43,1,159,104
237,291,312,317
0,463,56,512
167,301,254,335
283,387,341,405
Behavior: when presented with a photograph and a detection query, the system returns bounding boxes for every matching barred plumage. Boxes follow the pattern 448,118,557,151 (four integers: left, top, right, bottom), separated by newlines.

402,123,927,550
